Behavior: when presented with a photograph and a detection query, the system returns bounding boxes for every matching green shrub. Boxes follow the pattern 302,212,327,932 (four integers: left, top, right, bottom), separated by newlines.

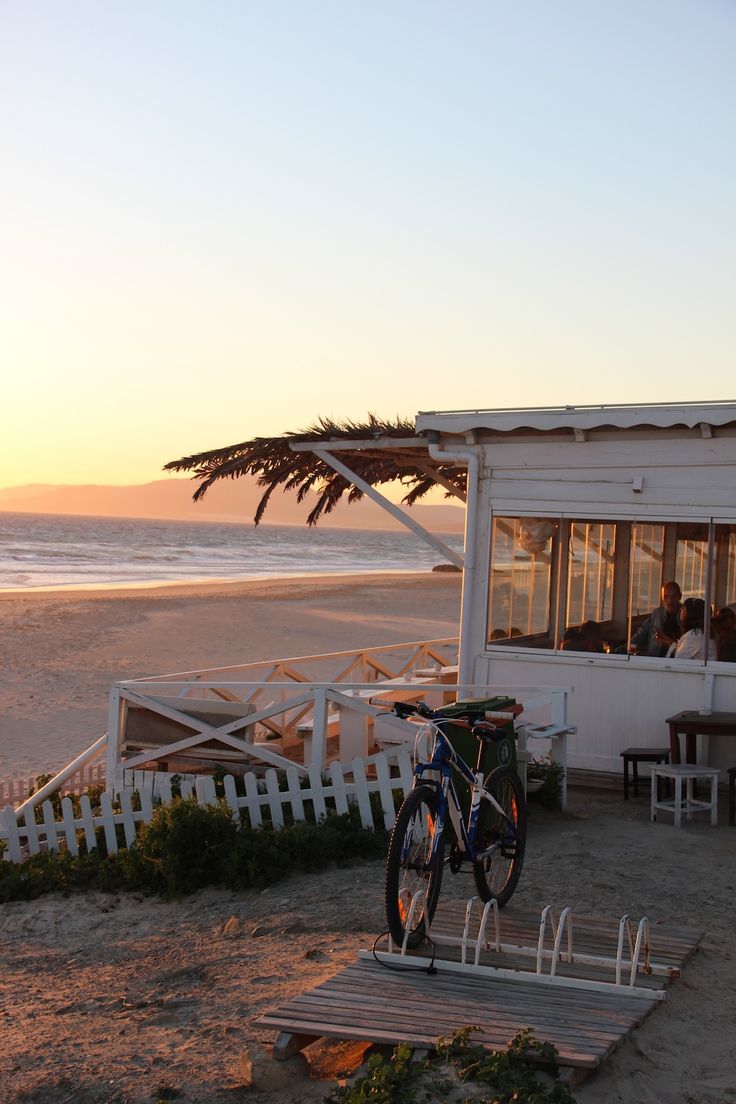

325,1026,575,1104
131,797,239,894
0,847,131,902
527,755,564,810
0,798,389,902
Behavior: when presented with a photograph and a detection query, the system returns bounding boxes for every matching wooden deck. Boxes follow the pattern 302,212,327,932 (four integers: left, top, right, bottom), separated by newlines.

255,901,702,1076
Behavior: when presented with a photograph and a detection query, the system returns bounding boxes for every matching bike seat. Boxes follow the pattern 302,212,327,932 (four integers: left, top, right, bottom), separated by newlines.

472,721,504,743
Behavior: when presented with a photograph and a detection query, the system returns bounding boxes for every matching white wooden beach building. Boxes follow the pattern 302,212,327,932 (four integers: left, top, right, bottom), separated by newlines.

411,400,736,775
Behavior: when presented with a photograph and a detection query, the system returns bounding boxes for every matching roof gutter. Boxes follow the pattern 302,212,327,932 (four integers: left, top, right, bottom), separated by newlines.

427,435,480,688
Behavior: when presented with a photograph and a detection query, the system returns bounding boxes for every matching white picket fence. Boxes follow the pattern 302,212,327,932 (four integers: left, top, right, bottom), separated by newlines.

0,751,414,866
0,764,106,809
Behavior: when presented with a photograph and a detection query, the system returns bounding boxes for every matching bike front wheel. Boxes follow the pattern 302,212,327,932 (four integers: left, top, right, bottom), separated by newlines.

473,766,526,906
385,785,445,948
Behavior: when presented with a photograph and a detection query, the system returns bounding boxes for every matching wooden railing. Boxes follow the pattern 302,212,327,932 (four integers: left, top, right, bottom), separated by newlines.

106,637,460,790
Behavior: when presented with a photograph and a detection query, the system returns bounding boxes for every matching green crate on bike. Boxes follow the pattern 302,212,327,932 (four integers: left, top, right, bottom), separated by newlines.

434,696,518,821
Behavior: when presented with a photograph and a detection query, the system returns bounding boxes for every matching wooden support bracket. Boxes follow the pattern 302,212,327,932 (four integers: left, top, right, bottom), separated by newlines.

272,1030,320,1061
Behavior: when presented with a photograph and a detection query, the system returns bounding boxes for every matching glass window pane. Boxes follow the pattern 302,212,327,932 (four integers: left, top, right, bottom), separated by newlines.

715,525,736,608
566,522,616,625
488,517,553,643
675,524,708,600
713,525,736,662
629,524,664,617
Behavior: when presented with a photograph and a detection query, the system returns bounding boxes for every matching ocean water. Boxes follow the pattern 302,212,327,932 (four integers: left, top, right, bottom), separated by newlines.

0,512,464,591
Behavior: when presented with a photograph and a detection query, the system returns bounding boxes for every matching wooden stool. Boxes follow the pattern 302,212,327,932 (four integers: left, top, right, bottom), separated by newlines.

728,766,736,827
621,747,670,800
651,764,720,828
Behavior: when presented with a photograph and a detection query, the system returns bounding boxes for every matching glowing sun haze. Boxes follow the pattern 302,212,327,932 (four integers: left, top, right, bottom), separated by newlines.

2,1,735,488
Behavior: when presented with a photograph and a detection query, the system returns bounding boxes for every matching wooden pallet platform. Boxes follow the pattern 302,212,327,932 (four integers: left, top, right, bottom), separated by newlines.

255,901,702,1076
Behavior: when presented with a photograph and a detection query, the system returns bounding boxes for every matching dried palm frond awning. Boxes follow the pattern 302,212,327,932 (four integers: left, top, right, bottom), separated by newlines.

164,415,466,526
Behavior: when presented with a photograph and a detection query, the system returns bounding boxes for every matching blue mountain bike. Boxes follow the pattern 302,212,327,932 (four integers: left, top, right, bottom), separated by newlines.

384,699,527,948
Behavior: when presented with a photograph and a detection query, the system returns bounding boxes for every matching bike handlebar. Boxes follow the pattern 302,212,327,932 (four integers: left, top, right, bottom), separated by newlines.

389,699,435,721
385,698,523,726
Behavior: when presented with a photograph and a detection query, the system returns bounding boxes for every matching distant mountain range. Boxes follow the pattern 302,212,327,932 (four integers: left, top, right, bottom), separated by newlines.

0,477,465,532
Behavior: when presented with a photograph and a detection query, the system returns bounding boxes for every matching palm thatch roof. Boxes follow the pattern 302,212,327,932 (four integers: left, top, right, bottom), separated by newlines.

164,415,466,526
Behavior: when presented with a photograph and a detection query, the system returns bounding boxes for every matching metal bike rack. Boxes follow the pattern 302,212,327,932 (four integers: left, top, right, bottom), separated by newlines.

383,893,674,998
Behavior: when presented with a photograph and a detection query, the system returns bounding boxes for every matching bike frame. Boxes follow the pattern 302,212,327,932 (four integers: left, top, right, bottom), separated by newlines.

412,721,517,865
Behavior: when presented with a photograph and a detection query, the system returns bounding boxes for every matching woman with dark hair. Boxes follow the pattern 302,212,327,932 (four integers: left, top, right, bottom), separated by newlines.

667,598,716,660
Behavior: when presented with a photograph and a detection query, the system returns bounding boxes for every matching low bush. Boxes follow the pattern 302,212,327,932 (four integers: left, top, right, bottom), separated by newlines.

0,799,389,903
527,755,564,810
324,1026,575,1103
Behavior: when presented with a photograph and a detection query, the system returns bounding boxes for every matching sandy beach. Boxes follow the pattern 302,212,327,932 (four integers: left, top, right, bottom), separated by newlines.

1,571,735,1103
0,571,461,782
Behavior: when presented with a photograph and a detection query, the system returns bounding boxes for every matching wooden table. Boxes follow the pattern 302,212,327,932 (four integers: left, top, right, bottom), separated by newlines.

666,710,736,765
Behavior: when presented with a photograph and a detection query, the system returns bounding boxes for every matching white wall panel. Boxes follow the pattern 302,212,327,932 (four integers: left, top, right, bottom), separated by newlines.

474,652,736,772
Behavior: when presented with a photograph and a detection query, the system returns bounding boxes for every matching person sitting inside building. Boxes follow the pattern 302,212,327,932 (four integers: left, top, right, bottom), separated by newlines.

666,597,716,660
579,620,605,652
714,607,736,661
560,621,604,653
630,580,683,657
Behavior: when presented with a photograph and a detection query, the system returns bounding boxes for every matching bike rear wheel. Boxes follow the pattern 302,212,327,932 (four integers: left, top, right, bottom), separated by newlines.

473,766,526,906
385,785,445,948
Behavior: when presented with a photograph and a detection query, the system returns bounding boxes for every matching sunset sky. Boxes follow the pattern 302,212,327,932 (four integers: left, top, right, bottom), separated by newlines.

2,1,735,487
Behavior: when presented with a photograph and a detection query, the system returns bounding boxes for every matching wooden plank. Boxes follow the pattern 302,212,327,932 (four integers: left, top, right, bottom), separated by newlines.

311,976,649,1021
328,761,350,815
60,796,78,857
273,1001,628,1050
258,1014,602,1069
100,791,118,854
119,788,137,848
78,793,97,853
290,983,651,1027
264,1003,637,1058
1,805,22,863
283,1001,644,1047
322,963,655,1009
